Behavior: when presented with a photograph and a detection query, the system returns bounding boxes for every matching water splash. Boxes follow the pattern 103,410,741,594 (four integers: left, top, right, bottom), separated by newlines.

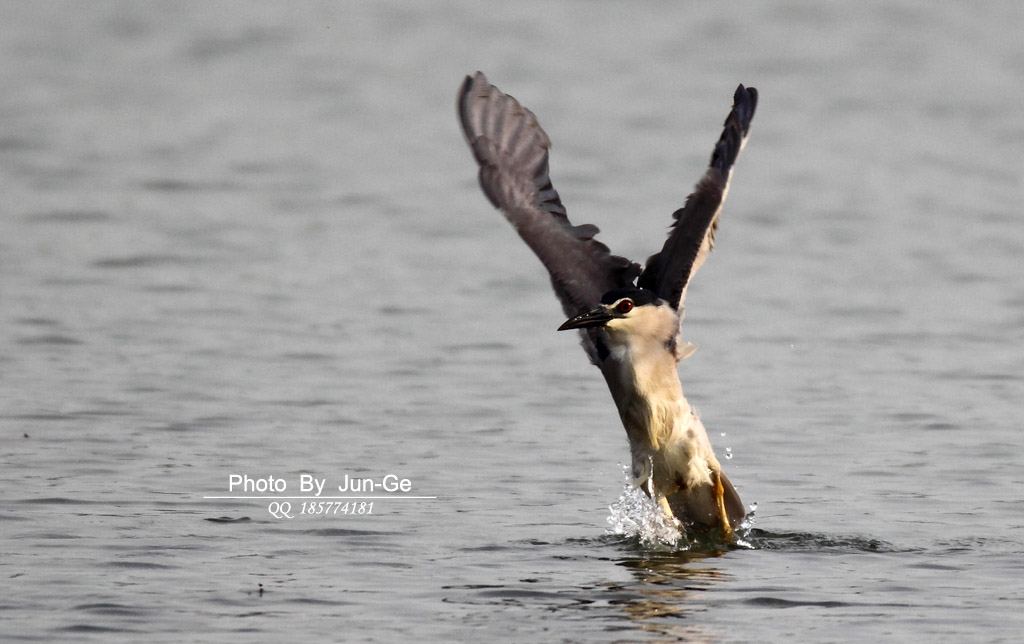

606,467,758,551
606,480,687,549
731,502,757,549
605,466,689,549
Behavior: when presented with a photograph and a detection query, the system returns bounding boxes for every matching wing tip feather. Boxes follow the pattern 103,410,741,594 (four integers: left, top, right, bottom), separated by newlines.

638,82,758,307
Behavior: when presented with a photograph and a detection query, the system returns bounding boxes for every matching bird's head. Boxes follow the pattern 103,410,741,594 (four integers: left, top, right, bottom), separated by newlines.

557,287,668,333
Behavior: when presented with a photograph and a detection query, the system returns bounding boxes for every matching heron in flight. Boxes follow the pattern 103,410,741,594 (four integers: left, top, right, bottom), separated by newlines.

457,72,757,536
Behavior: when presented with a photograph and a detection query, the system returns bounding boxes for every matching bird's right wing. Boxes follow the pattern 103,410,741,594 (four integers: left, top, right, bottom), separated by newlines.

637,84,757,312
458,72,641,363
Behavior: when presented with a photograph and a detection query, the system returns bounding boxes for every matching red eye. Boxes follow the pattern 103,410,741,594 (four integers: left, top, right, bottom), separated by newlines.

617,300,633,314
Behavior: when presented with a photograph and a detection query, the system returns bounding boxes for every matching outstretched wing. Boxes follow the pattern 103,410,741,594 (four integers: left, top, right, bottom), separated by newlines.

637,84,757,310
458,72,641,363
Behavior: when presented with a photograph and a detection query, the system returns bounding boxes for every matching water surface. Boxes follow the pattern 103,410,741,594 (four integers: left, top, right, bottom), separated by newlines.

2,2,1022,642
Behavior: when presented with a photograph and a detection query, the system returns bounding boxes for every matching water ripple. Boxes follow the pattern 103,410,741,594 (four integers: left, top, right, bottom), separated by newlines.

744,529,901,553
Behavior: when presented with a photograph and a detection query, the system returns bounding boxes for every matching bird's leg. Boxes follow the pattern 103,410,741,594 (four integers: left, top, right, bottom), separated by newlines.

711,468,733,536
631,454,655,496
639,472,682,527
656,495,680,526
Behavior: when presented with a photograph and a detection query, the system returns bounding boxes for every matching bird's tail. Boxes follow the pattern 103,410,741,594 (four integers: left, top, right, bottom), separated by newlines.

664,471,746,532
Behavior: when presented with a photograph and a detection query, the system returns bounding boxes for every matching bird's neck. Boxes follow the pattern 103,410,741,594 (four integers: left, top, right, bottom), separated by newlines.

603,328,688,443
617,340,685,402
604,308,685,404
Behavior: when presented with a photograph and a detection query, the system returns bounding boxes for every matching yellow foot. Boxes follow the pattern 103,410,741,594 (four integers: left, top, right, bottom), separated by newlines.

712,470,733,537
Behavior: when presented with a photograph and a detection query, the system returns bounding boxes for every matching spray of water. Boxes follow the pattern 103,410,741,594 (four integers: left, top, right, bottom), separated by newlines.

606,465,688,549
605,466,758,551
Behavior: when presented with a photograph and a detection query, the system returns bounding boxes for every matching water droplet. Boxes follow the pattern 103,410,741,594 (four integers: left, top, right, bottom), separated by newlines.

724,447,733,460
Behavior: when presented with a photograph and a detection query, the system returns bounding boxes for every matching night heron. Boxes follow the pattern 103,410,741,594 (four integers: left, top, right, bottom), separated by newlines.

457,72,757,536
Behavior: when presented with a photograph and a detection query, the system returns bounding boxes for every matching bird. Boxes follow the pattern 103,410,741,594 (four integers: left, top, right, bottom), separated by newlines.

457,71,757,536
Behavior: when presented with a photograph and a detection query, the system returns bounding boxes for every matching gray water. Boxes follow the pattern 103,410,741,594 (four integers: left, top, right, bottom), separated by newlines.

2,1,1022,642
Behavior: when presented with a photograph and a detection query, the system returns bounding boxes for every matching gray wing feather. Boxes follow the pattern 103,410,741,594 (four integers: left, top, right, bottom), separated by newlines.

458,72,641,363
638,84,757,310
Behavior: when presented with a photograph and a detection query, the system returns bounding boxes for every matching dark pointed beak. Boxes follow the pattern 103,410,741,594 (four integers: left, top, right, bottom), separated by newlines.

557,306,613,331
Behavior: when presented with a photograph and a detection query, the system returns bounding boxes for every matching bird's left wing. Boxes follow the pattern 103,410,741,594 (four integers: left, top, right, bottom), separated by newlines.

637,84,757,311
458,72,641,363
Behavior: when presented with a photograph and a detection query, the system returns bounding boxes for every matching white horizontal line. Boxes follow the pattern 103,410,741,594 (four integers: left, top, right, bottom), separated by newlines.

202,496,438,500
